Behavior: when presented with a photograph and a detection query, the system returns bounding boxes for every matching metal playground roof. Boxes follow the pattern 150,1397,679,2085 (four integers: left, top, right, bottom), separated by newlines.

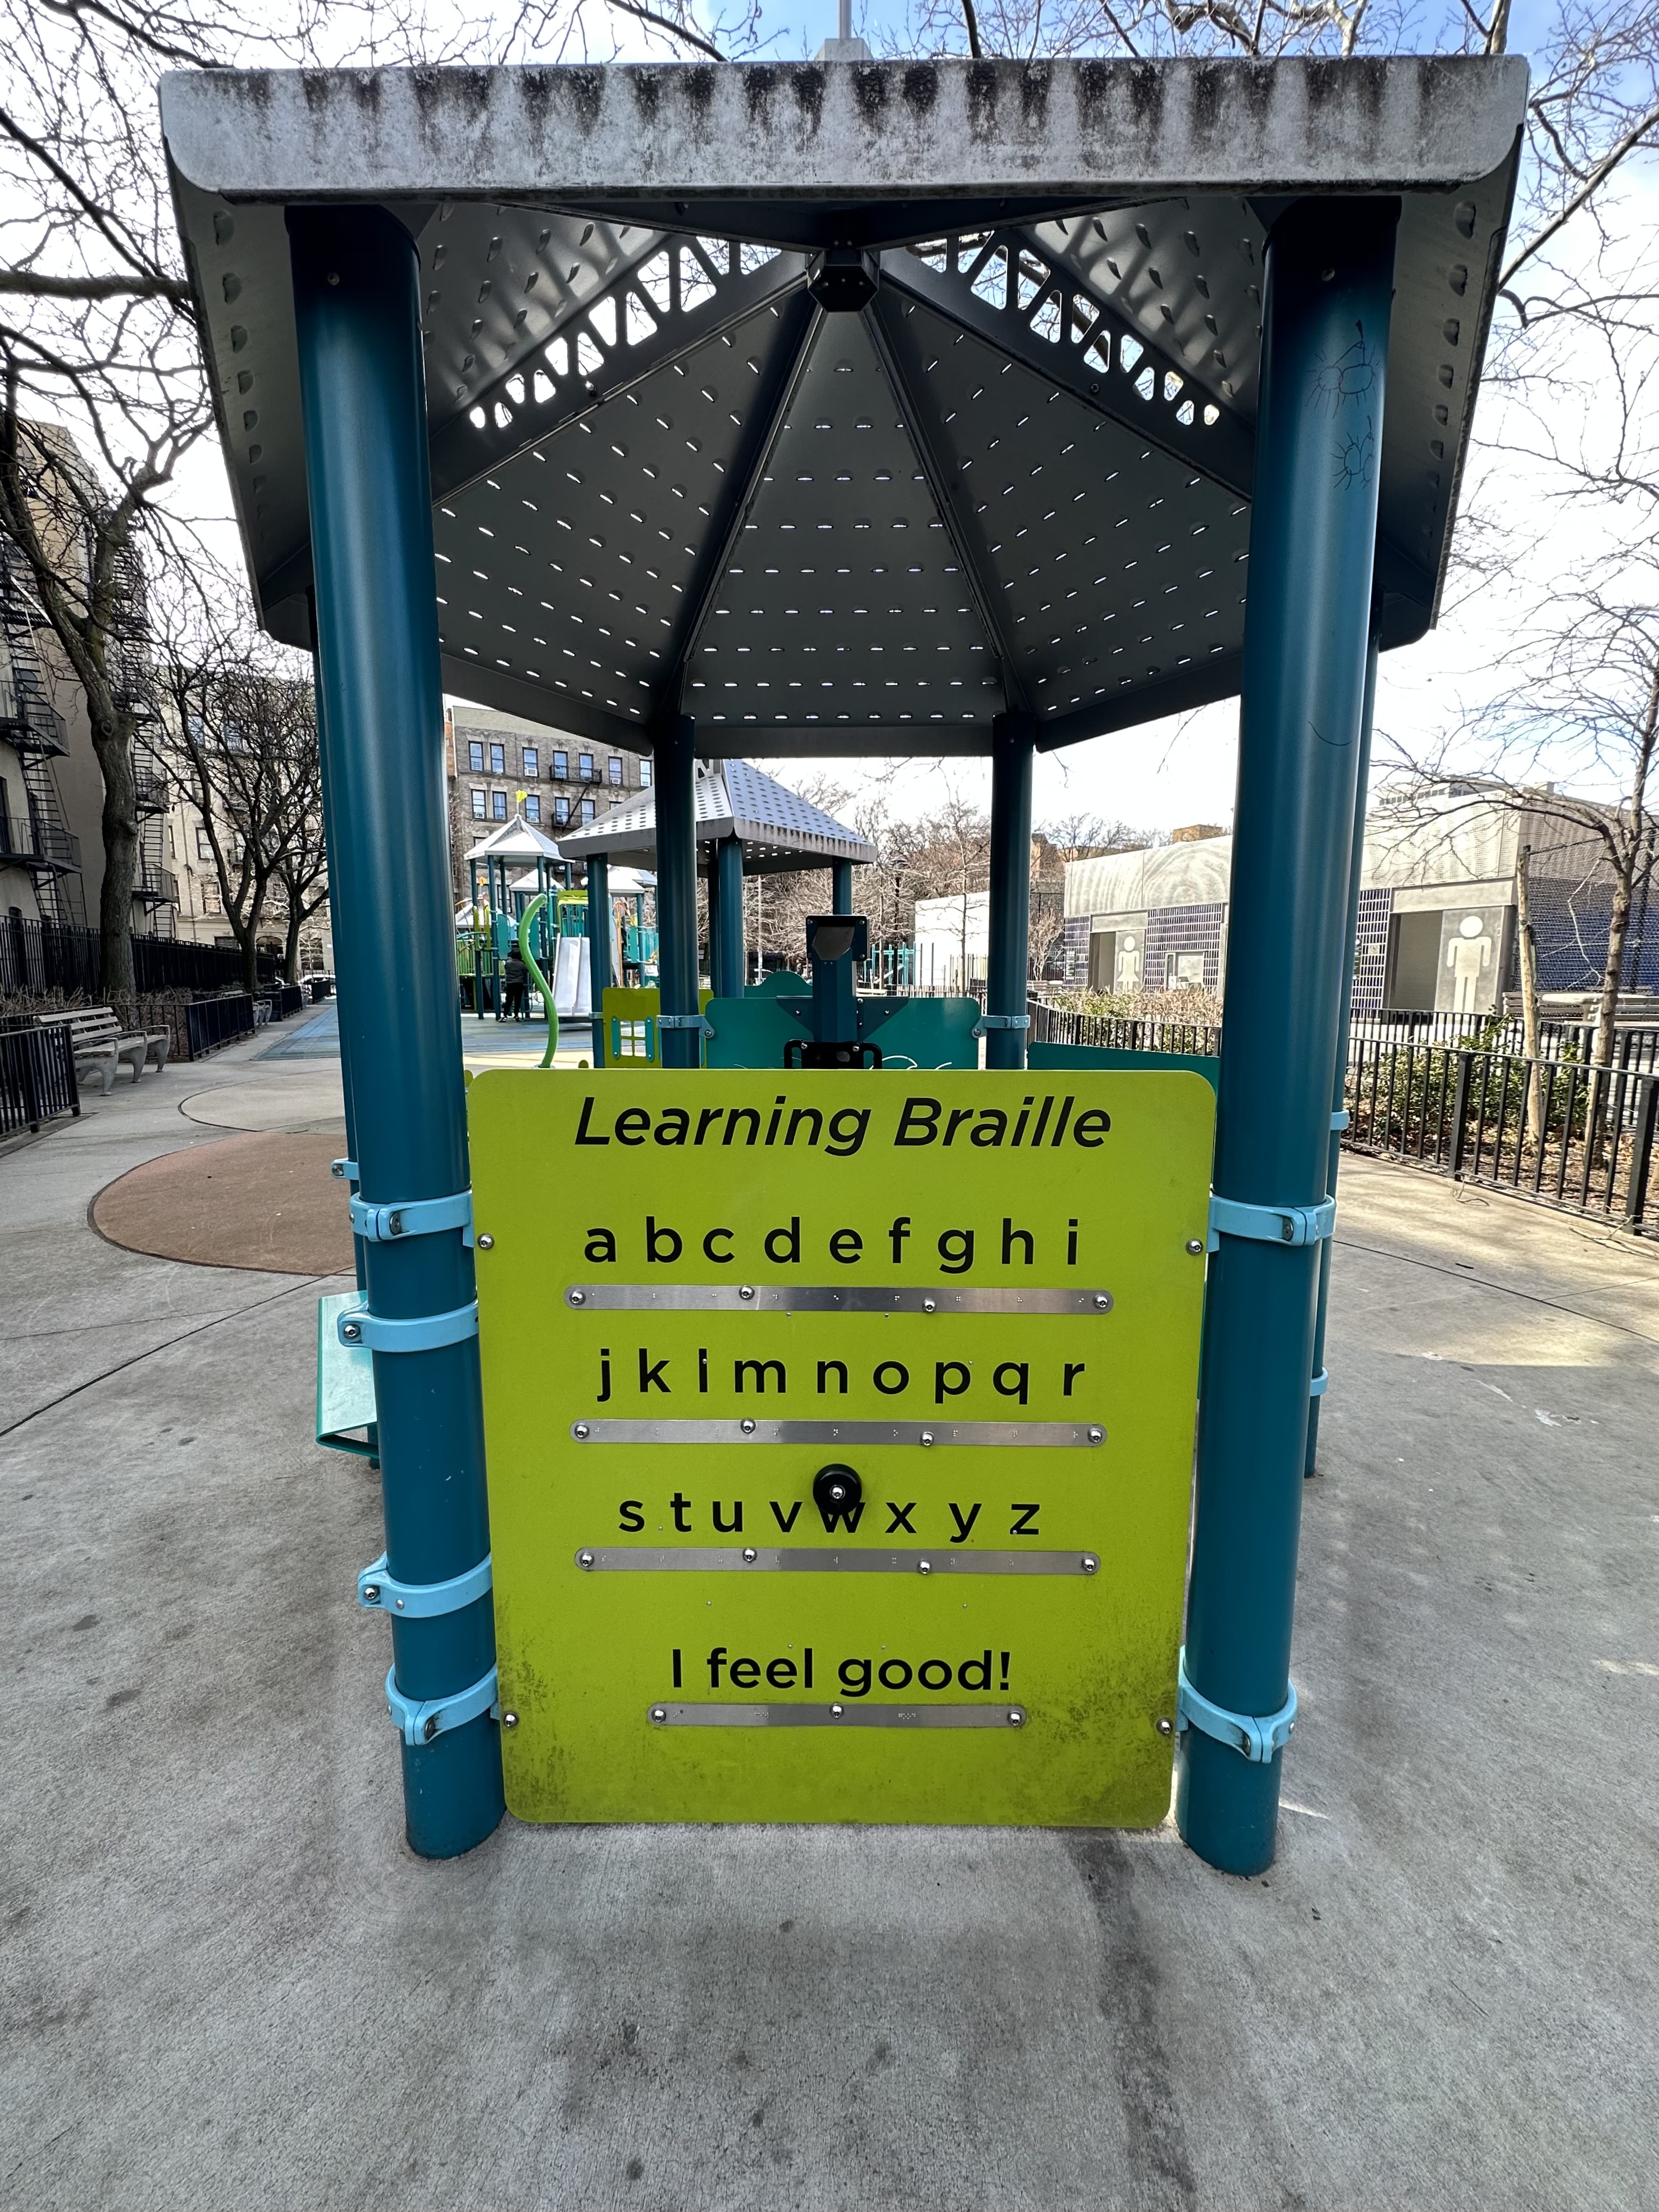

162,56,1527,759
557,754,876,873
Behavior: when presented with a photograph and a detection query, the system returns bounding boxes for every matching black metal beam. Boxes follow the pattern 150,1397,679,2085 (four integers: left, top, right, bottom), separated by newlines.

667,290,821,717
881,239,1255,500
863,288,1029,717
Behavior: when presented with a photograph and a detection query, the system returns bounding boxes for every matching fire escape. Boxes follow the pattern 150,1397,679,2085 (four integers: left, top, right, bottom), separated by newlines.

0,537,84,928
108,544,176,938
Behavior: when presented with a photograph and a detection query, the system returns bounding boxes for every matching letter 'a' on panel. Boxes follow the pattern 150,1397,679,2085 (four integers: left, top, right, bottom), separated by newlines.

468,1070,1215,1828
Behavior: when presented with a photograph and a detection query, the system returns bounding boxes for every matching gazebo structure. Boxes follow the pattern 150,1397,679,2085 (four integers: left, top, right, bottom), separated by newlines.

558,756,876,997
163,54,1526,1869
461,810,566,1016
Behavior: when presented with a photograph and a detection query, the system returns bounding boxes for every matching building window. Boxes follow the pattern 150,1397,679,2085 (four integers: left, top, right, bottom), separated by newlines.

608,756,623,785
468,740,485,772
553,749,568,780
200,881,220,914
578,753,594,781
489,742,505,775
195,827,212,860
554,796,570,825
491,790,508,821
166,824,176,858
525,794,541,823
522,746,539,777
639,759,651,787
471,788,487,819
580,797,595,824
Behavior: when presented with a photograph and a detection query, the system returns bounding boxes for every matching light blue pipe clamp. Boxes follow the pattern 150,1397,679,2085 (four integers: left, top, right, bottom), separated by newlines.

1331,1108,1351,1131
972,1012,1032,1038
1206,1192,1336,1253
656,1012,711,1033
1309,1369,1329,1398
331,1158,359,1182
384,1663,500,1748
357,1549,493,1617
349,1188,473,1246
336,1302,479,1353
1177,1648,1298,1764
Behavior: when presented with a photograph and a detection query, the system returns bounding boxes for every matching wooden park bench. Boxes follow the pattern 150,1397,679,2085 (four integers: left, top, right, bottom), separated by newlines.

39,1006,170,1096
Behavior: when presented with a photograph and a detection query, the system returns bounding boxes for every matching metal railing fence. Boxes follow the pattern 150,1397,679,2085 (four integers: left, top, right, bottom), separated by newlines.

1029,999,1223,1059
1344,1038,1656,1232
0,1020,79,1137
0,915,274,999
1347,1009,1659,1070
185,994,257,1057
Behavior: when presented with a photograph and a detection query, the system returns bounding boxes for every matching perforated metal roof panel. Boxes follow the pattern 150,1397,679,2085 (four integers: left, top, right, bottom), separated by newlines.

559,756,876,872
162,57,1526,758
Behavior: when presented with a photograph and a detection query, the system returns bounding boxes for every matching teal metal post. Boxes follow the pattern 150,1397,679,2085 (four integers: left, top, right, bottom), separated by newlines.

831,858,854,915
986,711,1034,1070
654,716,700,1068
712,834,745,998
587,851,610,1063
290,206,503,1859
1306,613,1381,1475
1177,198,1397,1877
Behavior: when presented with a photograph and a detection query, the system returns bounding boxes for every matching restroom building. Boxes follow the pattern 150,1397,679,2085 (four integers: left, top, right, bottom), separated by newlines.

1062,783,1659,1015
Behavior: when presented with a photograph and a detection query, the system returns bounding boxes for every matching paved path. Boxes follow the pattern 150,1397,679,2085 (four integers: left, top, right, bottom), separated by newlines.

2,1057,1656,2211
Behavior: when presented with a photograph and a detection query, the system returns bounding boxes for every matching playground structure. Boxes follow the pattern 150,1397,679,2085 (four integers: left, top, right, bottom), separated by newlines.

164,52,1527,1872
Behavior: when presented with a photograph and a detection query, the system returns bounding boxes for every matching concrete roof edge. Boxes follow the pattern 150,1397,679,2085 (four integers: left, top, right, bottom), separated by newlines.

158,57,1529,202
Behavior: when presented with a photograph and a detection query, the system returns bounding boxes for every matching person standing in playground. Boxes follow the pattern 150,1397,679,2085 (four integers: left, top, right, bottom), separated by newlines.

503,939,527,1021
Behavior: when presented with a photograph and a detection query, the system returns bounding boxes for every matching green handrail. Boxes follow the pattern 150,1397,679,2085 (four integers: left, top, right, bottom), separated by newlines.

517,893,558,1068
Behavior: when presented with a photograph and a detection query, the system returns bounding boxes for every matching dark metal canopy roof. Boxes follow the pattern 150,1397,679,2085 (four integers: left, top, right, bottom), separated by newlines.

162,56,1526,758
558,755,877,873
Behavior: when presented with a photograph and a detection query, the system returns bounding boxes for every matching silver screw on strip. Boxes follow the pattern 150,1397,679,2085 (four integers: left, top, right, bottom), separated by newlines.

1094,1292,1111,1310
918,1558,932,1576
578,1550,595,1569
503,1710,519,1729
1155,1717,1174,1737
738,1285,755,1302
1008,1708,1026,1727
922,1297,936,1313
740,1418,756,1435
919,1430,935,1448
650,1707,667,1725
573,1423,590,1440
1088,1427,1104,1444
568,1287,586,1305
477,1234,494,1249
742,1547,757,1563
1185,1239,1205,1256
1081,1555,1099,1575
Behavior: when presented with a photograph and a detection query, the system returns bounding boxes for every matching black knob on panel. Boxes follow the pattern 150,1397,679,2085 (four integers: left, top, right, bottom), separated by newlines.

813,1462,862,1532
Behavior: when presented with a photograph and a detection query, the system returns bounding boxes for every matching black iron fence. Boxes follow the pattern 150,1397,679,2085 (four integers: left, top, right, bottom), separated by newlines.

1347,1008,1659,1071
0,1020,78,1137
1344,1038,1656,1233
0,914,277,999
186,994,257,1057
1030,1000,1223,1059
261,983,306,1021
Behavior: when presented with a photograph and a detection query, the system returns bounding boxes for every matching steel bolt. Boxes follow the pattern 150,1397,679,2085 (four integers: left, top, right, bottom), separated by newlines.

1081,1554,1098,1575
342,1321,362,1342
1156,1717,1174,1737
1088,1427,1104,1444
573,1423,590,1440
422,1715,439,1741
918,1558,932,1576
1008,1708,1026,1727
578,1550,595,1569
1185,1239,1204,1256
477,1234,494,1250
1093,1293,1111,1310
831,1703,844,1717
394,1597,405,1611
742,1547,757,1563
650,1706,667,1725
568,1287,585,1305
362,1584,381,1603
503,1710,519,1729
388,1212,404,1237
922,1297,936,1313
740,1418,756,1435
738,1284,755,1302
919,1430,935,1448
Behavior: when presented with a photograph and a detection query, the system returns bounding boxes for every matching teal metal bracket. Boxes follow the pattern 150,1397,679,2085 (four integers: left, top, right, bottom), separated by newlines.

336,1301,478,1353
1178,1648,1298,1765
1206,1193,1337,1253
357,1549,492,1617
384,1662,500,1748
330,1157,359,1182
972,1012,1032,1038
1309,1369,1329,1398
349,1189,473,1246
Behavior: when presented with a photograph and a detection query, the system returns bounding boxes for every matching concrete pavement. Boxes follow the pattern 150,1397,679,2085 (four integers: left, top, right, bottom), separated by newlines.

2,1041,1656,2210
